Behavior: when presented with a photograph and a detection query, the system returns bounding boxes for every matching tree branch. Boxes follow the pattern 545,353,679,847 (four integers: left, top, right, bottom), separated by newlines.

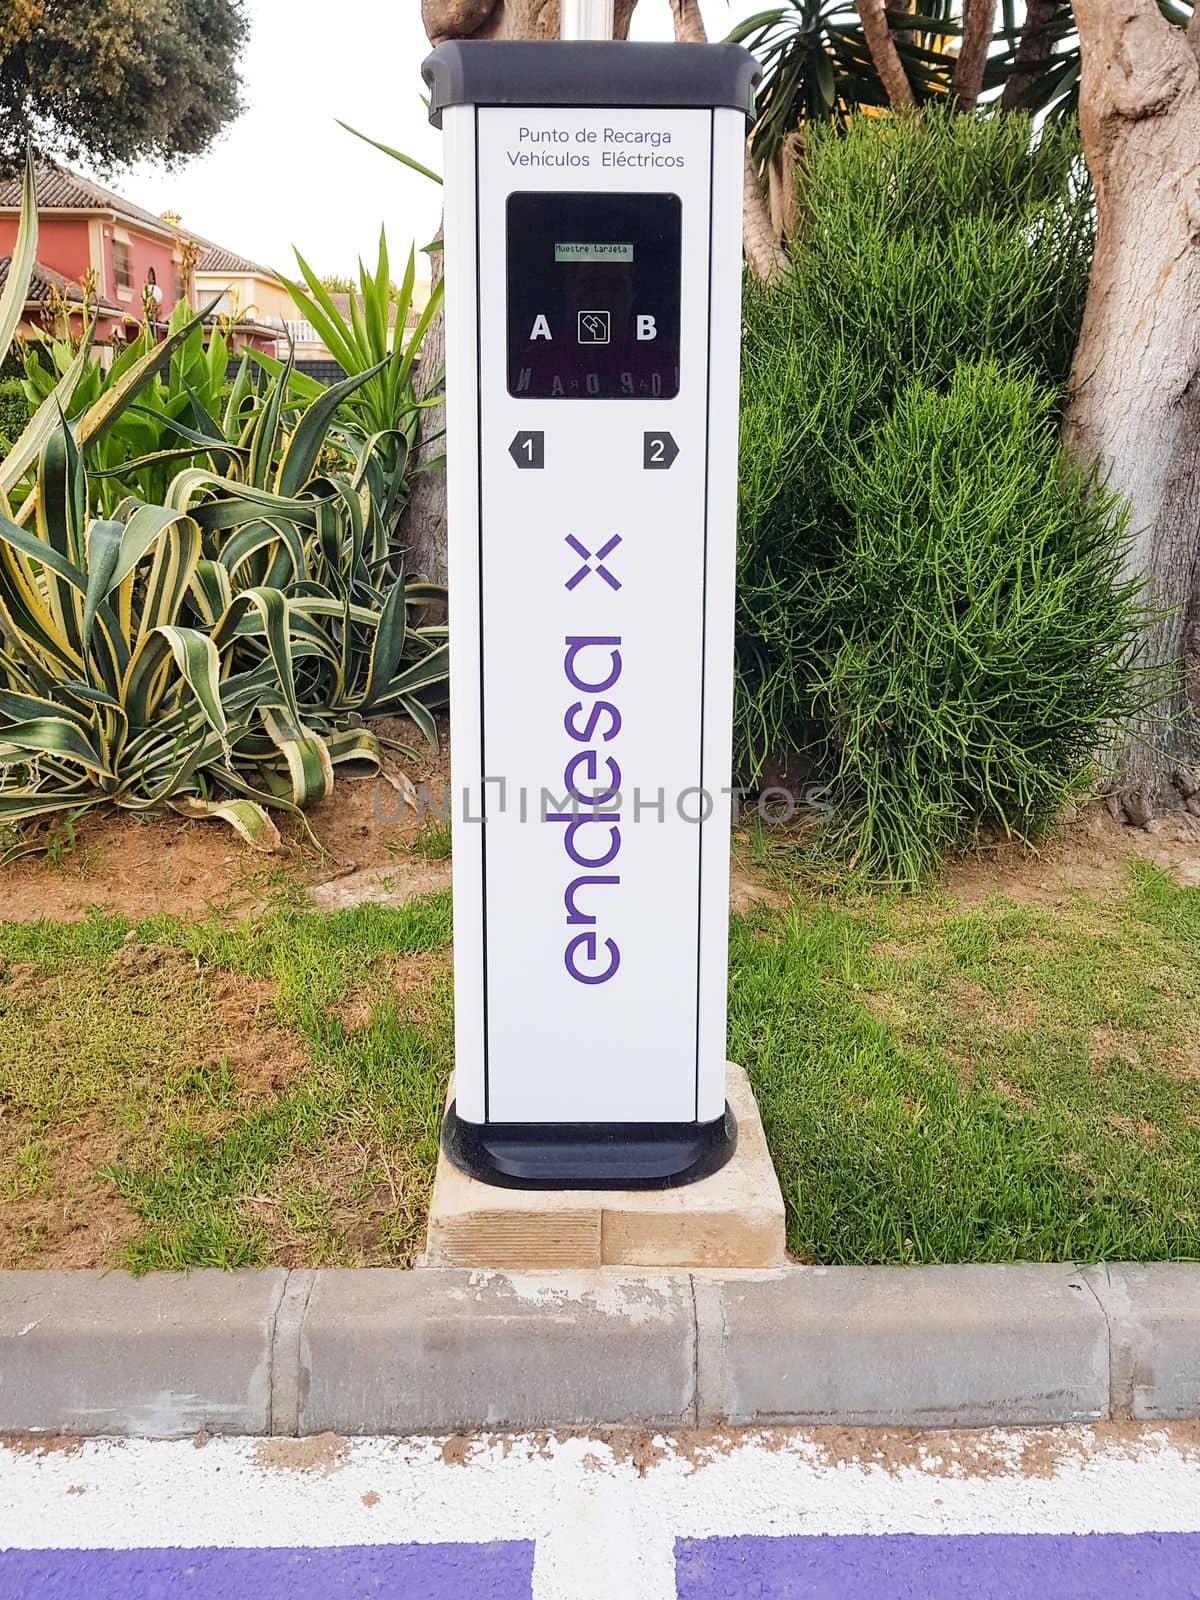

952,0,997,112
999,0,1063,113
855,0,916,108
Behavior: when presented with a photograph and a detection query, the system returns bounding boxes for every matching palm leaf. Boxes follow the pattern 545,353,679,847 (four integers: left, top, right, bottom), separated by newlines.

336,120,443,185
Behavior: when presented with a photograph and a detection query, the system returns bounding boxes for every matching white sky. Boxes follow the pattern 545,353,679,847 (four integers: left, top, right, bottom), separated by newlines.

86,0,763,279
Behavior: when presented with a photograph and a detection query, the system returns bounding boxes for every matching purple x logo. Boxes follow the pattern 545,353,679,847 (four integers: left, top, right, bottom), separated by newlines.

564,534,622,592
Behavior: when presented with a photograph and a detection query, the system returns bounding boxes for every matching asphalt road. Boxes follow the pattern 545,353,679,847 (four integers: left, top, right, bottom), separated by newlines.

1,1424,1198,1597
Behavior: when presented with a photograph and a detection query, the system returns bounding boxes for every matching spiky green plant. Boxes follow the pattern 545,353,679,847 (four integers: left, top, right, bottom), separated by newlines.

731,1,957,170
0,149,37,362
0,404,446,857
731,1,1197,167
280,227,444,521
19,301,261,514
0,162,447,858
0,147,102,509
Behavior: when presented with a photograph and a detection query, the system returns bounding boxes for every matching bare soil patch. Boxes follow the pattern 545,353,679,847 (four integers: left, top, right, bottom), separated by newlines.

730,867,789,915
202,970,309,1096
0,1133,140,1271
941,803,1200,906
330,949,449,1036
0,940,312,1268
0,716,450,923
400,1420,1200,1479
26,940,309,1103
950,977,1039,1033
8,727,1196,926
254,1434,350,1476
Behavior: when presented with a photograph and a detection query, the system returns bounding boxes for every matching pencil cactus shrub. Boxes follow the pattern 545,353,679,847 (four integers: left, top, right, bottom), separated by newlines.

805,363,1153,881
735,109,1149,879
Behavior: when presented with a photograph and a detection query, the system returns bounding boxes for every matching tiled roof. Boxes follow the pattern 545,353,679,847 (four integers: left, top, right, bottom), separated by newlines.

0,255,121,314
0,161,177,235
0,159,281,311
194,241,276,277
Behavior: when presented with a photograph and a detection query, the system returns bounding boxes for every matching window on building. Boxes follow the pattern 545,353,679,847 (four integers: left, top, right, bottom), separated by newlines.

172,264,187,308
112,240,132,293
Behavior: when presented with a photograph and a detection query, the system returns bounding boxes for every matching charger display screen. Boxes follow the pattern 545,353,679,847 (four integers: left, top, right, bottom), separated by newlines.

506,191,682,400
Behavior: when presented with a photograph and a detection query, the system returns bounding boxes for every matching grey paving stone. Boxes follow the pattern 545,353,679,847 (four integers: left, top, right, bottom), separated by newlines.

268,1269,317,1436
0,1262,1195,1438
297,1268,697,1433
1084,1263,1200,1420
695,1263,1110,1427
0,1269,286,1437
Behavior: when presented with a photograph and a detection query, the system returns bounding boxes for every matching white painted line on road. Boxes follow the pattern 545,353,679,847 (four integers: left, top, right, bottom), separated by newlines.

0,1427,1197,1600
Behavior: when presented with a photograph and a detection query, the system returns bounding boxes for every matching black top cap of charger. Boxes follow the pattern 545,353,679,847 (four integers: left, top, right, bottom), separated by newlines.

423,40,760,128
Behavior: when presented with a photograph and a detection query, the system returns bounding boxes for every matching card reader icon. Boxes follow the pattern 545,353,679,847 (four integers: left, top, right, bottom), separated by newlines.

577,310,611,345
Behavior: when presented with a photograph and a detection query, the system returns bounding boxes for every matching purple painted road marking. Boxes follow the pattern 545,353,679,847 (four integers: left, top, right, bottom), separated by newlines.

675,1533,1200,1599
0,1541,534,1600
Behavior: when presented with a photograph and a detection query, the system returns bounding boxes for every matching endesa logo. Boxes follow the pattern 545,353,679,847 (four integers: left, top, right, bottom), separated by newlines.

549,637,623,986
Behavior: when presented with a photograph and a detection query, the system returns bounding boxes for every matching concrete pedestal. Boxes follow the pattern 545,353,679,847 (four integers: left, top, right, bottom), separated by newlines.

421,1062,786,1270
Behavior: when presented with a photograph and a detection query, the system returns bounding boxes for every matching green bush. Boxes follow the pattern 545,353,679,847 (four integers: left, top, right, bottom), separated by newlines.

795,109,1092,389
809,362,1149,880
736,108,1147,879
0,377,28,452
0,345,27,382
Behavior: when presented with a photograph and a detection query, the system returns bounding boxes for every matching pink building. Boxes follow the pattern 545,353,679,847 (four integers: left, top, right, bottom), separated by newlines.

0,162,280,354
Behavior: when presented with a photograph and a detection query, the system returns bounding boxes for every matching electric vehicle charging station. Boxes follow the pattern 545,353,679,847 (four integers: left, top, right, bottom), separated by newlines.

423,15,758,1190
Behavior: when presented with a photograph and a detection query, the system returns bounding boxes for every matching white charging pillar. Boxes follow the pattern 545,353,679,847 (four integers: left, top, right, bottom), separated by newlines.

423,37,759,1187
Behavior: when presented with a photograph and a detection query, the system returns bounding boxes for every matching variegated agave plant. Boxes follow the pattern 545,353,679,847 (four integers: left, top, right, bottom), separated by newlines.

0,148,447,858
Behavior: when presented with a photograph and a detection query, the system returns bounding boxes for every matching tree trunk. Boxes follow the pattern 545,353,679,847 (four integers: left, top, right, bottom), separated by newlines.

403,231,448,586
422,0,637,42
743,152,790,281
855,0,916,108
767,130,805,241
669,0,789,282
1063,0,1200,822
952,0,997,112
402,0,637,582
1000,0,1065,113
668,0,704,44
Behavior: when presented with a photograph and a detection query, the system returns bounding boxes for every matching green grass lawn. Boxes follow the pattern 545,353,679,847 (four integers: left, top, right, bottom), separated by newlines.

0,896,453,1271
1,862,1198,1270
733,862,1200,1263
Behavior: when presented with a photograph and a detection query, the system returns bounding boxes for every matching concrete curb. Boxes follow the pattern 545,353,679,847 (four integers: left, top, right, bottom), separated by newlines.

0,1263,1196,1437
